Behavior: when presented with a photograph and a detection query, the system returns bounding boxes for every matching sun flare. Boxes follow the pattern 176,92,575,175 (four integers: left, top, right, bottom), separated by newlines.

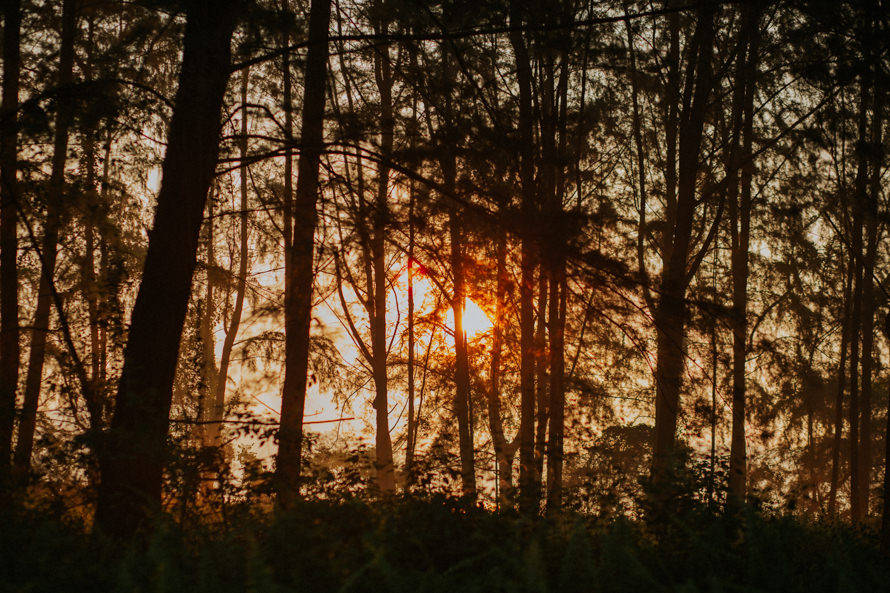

447,298,493,338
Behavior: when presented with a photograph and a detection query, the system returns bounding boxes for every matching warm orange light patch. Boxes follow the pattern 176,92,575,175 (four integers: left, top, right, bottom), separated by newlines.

463,299,493,337
398,258,492,338
447,298,493,338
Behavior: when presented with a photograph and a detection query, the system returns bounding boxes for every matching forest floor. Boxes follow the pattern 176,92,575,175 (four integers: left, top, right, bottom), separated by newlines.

2,495,887,593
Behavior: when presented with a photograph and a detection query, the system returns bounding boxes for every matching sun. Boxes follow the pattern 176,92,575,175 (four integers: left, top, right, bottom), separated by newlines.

462,298,493,337
396,258,492,338
446,298,493,338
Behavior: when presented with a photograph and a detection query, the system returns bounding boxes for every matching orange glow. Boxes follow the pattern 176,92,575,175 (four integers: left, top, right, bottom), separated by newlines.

447,298,493,338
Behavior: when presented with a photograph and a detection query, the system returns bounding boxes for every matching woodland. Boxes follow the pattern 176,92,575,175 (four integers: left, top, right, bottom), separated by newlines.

2,0,890,590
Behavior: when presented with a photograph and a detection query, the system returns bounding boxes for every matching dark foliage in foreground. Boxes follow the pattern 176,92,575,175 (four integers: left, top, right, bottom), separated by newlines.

2,497,887,593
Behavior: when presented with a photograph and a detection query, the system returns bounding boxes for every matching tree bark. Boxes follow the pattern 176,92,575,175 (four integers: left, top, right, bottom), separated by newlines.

198,201,218,448
0,0,22,487
652,2,716,486
545,256,566,512
828,263,852,516
204,67,250,457
533,267,548,493
14,0,78,480
404,173,416,481
509,0,540,515
370,10,395,494
728,3,759,504
545,47,569,513
277,0,332,507
848,72,869,523
95,1,237,538
857,65,881,520
487,230,519,508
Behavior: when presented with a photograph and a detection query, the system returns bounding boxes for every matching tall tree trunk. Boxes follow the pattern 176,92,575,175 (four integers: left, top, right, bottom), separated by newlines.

828,264,852,516
662,1,680,261
545,256,566,511
404,173,416,481
625,2,654,311
545,48,569,513
0,0,21,487
509,0,539,515
848,73,869,523
487,230,518,508
198,200,217,448
857,69,881,520
281,0,294,244
652,3,716,486
95,1,237,538
15,0,78,480
205,67,250,457
450,202,476,499
728,4,759,504
533,267,548,493
277,0,331,507
370,11,395,494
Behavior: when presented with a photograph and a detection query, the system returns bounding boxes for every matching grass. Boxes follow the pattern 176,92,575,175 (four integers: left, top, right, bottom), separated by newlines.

1,496,887,593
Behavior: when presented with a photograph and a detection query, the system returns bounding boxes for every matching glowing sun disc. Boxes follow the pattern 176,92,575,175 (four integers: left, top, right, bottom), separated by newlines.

447,298,493,338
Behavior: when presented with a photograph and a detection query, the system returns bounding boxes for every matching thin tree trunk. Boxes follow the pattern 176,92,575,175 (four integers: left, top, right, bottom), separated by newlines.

488,230,518,508
510,0,539,515
198,200,217,448
848,74,869,523
370,6,395,494
205,67,250,456
95,1,237,538
277,0,332,507
857,70,881,519
282,0,293,243
546,256,566,512
728,4,759,504
545,48,569,513
534,267,548,495
450,202,476,499
663,1,680,262
652,3,715,486
15,0,78,479
828,266,852,516
404,163,417,482
0,0,21,487
625,3,654,310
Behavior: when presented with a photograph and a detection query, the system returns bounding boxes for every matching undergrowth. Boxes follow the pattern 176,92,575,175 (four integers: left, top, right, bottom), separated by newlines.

1,496,886,593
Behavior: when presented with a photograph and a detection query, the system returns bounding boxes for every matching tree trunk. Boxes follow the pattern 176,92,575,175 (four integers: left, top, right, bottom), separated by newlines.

15,0,78,480
857,68,881,520
545,48,569,513
728,4,759,504
95,1,237,538
0,0,21,487
848,73,869,523
546,256,566,512
370,6,395,495
205,67,250,458
509,0,539,515
404,173,416,481
534,266,548,494
198,202,217,448
828,265,852,516
276,0,331,508
652,3,716,486
450,203,476,499
487,230,519,508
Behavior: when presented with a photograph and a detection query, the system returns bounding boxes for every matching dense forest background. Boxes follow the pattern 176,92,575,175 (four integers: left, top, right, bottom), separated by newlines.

2,0,890,577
